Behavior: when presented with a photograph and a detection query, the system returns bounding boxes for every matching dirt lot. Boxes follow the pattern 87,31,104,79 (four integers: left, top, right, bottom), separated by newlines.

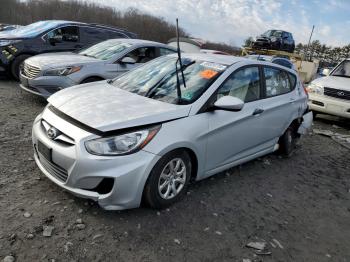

0,79,349,262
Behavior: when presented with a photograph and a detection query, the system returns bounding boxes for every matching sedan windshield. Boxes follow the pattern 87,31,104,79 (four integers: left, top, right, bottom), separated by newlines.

331,60,350,78
111,56,227,104
79,40,132,60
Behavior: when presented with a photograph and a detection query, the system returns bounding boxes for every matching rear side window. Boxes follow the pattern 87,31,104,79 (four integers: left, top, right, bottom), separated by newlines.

217,66,261,102
107,30,127,39
272,59,293,69
264,67,294,97
159,48,176,56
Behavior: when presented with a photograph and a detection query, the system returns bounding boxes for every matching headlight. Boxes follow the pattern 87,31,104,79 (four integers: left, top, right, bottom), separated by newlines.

44,66,82,76
0,40,21,47
85,126,161,156
306,83,323,95
270,37,277,42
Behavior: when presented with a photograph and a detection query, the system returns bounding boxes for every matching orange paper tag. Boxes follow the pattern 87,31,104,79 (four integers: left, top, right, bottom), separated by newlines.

200,69,218,79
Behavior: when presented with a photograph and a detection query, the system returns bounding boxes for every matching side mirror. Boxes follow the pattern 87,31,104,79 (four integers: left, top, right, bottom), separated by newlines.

322,68,330,76
120,57,136,64
214,96,244,111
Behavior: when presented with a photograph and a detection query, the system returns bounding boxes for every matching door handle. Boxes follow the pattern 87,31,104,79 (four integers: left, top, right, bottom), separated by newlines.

252,108,264,115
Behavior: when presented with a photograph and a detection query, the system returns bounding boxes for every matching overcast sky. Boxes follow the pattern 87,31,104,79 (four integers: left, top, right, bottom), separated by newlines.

88,0,350,47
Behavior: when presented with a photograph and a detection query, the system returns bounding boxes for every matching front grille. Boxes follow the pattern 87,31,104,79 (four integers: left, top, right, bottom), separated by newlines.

35,148,68,182
41,120,75,146
23,62,41,79
324,87,350,101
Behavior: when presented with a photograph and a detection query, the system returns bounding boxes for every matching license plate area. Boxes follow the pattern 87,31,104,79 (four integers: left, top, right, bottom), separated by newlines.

37,140,52,161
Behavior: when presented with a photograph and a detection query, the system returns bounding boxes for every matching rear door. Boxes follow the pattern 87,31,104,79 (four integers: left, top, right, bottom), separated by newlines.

257,66,298,143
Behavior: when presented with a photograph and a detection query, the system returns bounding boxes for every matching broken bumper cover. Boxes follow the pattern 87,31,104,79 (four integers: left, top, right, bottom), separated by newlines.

297,111,313,135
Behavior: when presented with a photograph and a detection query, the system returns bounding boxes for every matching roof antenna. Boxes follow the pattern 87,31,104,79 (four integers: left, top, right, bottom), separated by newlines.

176,18,186,88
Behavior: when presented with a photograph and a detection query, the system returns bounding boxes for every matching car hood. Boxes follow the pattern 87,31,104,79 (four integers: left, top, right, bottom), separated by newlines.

25,52,101,69
312,75,350,91
47,81,191,132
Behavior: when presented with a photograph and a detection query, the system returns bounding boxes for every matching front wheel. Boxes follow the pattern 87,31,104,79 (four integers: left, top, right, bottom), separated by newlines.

10,54,31,80
143,150,192,209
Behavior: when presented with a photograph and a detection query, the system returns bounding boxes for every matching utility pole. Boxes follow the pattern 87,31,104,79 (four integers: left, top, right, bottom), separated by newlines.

306,25,315,61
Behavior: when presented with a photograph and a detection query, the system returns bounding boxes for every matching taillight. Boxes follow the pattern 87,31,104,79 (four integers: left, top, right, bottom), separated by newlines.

302,82,309,97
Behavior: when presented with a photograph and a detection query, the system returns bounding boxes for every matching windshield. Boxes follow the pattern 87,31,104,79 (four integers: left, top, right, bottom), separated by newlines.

262,30,282,37
79,40,132,60
0,21,64,38
111,56,227,105
331,60,350,78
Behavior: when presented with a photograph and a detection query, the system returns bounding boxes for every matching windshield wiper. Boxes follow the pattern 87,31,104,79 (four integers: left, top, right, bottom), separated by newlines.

332,74,350,78
82,53,96,58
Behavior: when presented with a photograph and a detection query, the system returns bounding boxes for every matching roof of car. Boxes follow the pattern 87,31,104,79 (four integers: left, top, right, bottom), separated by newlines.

169,53,245,65
103,38,176,48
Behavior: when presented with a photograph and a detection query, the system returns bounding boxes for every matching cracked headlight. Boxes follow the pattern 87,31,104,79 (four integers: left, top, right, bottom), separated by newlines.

306,83,323,95
85,126,161,156
44,66,82,76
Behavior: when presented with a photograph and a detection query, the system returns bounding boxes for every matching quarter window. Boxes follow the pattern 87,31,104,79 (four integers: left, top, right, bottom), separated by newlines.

264,67,292,97
217,66,261,102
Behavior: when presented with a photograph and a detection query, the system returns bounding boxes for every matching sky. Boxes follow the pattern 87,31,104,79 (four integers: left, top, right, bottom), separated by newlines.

89,0,350,47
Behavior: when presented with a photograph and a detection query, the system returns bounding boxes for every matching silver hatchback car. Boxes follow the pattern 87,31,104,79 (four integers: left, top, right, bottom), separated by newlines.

32,53,312,210
20,39,176,98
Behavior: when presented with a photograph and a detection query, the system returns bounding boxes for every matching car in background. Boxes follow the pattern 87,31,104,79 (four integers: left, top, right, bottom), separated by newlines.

252,30,295,53
246,54,296,70
32,53,311,210
0,20,136,79
0,24,21,32
308,59,350,119
20,39,177,98
200,49,230,55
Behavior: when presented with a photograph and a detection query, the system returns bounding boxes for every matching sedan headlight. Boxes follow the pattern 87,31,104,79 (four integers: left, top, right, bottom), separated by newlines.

306,83,323,95
44,66,82,76
85,126,161,156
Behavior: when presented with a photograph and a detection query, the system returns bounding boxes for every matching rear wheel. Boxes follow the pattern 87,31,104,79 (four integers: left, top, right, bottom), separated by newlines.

279,127,298,157
143,150,192,209
10,54,31,80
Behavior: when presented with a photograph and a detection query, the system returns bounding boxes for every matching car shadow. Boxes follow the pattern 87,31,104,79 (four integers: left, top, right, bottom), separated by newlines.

315,113,350,131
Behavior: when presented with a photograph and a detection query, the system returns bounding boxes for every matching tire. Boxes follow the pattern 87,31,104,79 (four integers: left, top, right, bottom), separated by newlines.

10,54,31,80
279,127,298,157
143,150,192,209
80,77,103,84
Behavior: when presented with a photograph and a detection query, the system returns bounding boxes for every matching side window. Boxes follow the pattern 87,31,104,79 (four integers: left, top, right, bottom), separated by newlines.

217,66,261,102
124,47,156,63
264,67,292,97
159,48,176,56
108,30,126,39
47,26,79,42
272,59,292,69
83,27,107,41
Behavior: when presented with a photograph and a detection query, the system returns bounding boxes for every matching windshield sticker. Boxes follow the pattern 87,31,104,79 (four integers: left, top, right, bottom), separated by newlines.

200,69,218,79
200,62,227,71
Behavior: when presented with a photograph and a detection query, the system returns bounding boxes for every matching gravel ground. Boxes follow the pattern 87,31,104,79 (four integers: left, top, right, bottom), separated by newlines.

0,79,349,262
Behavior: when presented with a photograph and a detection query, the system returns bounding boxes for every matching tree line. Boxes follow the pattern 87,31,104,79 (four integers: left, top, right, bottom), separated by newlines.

0,0,240,54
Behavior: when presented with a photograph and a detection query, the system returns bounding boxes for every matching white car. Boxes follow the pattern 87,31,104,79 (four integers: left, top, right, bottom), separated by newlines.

308,59,350,119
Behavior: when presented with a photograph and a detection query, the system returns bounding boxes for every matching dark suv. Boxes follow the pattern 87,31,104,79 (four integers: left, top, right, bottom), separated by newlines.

252,30,295,53
0,20,136,79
